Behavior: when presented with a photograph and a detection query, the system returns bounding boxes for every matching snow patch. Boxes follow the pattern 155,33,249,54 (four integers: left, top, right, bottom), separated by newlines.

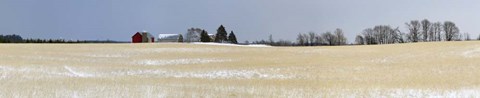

85,54,128,58
370,57,390,63
108,69,295,79
295,49,327,54
139,48,230,53
171,70,293,79
64,66,95,78
381,88,480,97
462,48,480,58
0,66,13,79
192,42,271,47
21,55,100,63
135,58,233,66
0,65,81,79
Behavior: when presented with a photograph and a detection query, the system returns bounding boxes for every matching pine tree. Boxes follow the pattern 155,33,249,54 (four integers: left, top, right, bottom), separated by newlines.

178,34,184,42
200,30,211,42
0,35,3,43
228,31,238,44
214,25,228,43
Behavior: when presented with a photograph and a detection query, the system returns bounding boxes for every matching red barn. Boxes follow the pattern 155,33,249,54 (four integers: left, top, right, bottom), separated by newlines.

131,32,155,43
131,32,143,43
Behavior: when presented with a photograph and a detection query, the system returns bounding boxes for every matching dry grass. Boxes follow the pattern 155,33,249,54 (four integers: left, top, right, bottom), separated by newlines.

1,41,480,97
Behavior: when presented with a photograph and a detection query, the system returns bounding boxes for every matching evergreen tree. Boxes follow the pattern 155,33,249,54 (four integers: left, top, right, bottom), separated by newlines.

214,25,228,43
0,35,3,43
178,34,184,42
228,31,238,44
0,34,23,43
200,30,211,42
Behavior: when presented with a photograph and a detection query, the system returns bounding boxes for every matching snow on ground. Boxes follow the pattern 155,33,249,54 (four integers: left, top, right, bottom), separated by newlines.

2,86,480,97
367,53,418,64
192,42,271,47
20,55,103,63
63,66,95,78
2,42,480,97
373,88,480,97
370,57,390,63
291,88,480,97
138,47,232,53
294,49,327,54
0,65,77,79
169,69,294,79
0,66,12,79
110,69,295,79
84,54,129,58
1,64,295,80
462,47,480,58
134,58,233,66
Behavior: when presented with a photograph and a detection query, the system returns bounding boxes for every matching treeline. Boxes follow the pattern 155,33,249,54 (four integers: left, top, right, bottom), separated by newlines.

355,19,467,45
0,34,125,43
24,39,123,43
0,34,23,43
253,19,478,46
252,28,348,46
184,25,238,44
355,25,403,45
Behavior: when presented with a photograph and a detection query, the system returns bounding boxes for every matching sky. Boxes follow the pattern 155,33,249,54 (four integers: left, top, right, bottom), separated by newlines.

1,0,479,42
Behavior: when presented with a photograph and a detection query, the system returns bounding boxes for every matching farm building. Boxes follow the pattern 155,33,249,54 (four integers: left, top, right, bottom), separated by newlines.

208,34,216,40
132,32,155,43
158,34,181,42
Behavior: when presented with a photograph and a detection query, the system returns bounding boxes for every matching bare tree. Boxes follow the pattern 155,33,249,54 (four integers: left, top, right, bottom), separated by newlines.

373,26,385,44
457,33,463,41
362,28,375,45
373,25,398,44
477,34,480,40
303,33,310,45
314,35,323,45
334,28,347,45
430,22,443,41
268,34,274,44
297,33,307,46
393,27,405,43
358,25,402,45
443,21,459,41
308,32,316,46
406,20,421,42
464,33,471,41
322,31,336,46
276,39,294,46
421,19,431,41
355,35,364,45
186,28,203,42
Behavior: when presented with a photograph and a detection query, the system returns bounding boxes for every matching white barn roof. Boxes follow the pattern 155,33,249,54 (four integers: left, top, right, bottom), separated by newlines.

158,34,180,39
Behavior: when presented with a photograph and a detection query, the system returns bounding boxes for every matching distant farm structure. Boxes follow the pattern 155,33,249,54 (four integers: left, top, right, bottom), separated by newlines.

158,34,181,42
131,31,155,43
130,25,237,43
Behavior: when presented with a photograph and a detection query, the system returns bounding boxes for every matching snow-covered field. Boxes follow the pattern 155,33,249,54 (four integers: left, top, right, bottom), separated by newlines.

1,42,480,97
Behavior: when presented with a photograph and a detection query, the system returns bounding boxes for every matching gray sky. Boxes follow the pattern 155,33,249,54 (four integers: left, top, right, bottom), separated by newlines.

1,0,479,42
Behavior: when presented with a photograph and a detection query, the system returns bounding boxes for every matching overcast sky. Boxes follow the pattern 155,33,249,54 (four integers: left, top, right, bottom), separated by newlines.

1,0,479,42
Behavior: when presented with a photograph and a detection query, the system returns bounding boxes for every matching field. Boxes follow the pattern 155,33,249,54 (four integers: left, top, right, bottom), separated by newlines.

1,41,480,97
